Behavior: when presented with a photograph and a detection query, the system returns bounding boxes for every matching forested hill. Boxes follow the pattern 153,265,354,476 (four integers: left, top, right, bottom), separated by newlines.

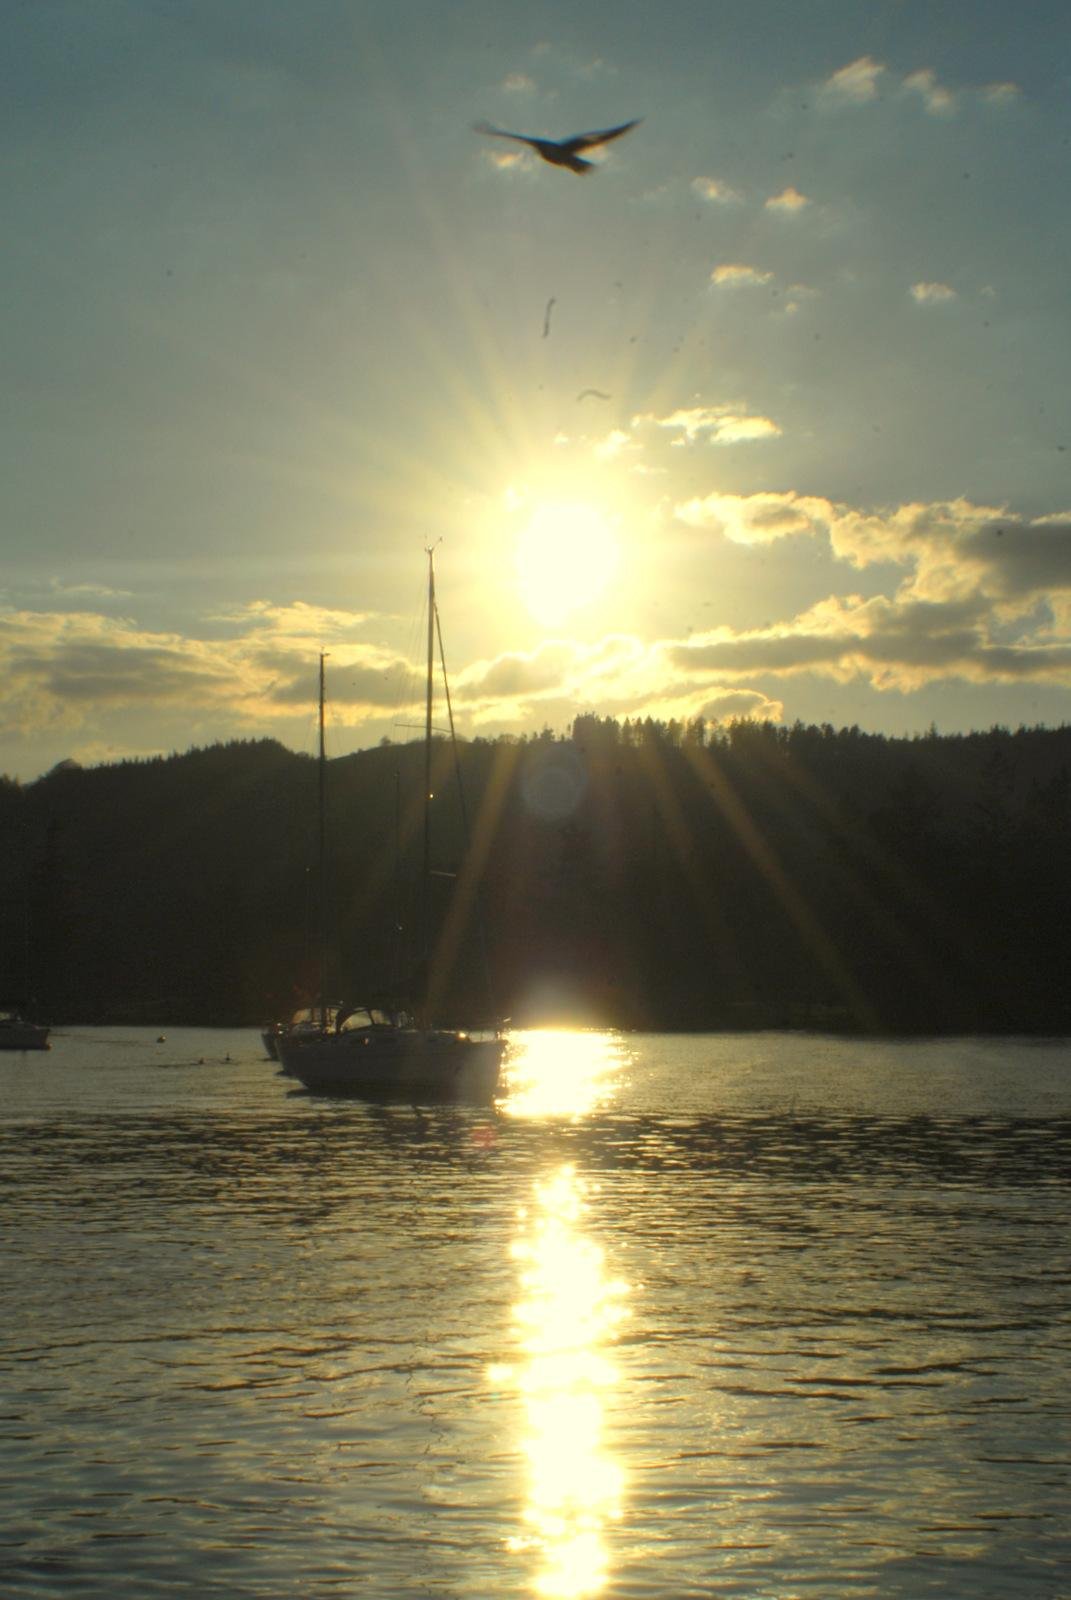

2,718,1070,1034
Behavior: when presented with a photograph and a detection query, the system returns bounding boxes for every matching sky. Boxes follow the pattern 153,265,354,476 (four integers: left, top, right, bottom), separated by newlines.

3,0,1070,780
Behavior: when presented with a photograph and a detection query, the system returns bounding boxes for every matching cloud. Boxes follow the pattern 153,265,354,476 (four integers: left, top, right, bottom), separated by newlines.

710,263,774,288
453,632,788,732
691,176,742,204
0,613,239,738
0,602,415,744
7,501,1069,760
712,416,781,443
765,186,809,214
910,281,957,304
903,67,956,115
983,81,1020,104
675,490,830,543
593,428,633,461
636,405,781,445
699,689,784,724
823,56,885,103
822,56,1009,115
485,149,525,171
501,72,535,93
676,491,1071,602
215,598,378,638
457,640,579,701
670,490,1071,690
46,579,135,601
668,586,1071,693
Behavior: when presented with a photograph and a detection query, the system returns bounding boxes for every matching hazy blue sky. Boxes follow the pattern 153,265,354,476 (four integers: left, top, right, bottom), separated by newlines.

3,0,1069,778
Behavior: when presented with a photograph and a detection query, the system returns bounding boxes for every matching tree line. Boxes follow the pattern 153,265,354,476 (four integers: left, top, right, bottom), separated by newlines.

2,715,1069,1034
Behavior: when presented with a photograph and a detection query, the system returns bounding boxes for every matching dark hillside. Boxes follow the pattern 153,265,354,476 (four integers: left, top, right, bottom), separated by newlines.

2,721,1069,1032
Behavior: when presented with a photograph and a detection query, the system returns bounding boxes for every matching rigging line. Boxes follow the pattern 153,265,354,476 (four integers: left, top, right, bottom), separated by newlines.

433,595,497,1020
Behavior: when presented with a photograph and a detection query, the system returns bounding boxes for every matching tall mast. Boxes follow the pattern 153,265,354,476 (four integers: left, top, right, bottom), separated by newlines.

421,547,436,1002
317,650,326,1026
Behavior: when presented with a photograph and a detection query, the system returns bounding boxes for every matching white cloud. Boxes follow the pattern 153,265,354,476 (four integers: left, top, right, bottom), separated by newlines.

910,281,957,304
823,56,885,103
821,56,1014,115
632,405,781,446
501,72,535,93
676,490,830,543
593,428,633,461
710,263,774,288
983,81,1020,104
713,416,781,443
691,176,742,204
765,186,809,213
677,489,1071,619
903,67,956,115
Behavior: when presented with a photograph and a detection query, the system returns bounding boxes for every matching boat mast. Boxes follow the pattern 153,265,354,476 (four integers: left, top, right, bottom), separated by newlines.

317,650,327,1028
421,546,437,1017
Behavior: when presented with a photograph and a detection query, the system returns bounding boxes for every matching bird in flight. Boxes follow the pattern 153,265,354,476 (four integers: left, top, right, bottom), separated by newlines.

473,118,642,174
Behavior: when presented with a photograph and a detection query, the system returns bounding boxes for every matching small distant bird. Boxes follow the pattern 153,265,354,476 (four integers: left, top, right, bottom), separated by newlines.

473,117,642,174
577,388,612,402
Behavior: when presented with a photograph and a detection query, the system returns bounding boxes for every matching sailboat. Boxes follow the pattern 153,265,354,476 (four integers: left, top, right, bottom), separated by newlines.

276,550,505,1102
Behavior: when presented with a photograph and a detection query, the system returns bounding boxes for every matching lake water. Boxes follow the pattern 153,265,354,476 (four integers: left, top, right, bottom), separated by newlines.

1,1029,1069,1598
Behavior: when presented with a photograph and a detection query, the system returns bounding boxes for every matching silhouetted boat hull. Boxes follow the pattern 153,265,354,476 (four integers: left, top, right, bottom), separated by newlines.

0,1013,50,1051
278,1016,503,1103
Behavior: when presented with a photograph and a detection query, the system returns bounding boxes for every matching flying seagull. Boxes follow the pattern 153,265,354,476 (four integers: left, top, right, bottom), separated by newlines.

473,117,642,174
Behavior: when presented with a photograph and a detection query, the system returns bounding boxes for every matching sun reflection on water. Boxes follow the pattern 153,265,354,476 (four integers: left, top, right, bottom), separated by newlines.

502,1029,629,1119
491,1164,629,1597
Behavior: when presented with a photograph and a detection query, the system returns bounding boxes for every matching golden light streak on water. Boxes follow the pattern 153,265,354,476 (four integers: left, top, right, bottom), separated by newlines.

495,1164,629,1598
501,1029,628,1119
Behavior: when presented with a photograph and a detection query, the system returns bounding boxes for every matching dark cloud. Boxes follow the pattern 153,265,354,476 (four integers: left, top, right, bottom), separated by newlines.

457,643,573,702
262,657,413,710
964,519,1071,596
24,641,230,705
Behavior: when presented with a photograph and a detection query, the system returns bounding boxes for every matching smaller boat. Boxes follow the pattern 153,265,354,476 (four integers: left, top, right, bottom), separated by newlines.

0,1011,51,1051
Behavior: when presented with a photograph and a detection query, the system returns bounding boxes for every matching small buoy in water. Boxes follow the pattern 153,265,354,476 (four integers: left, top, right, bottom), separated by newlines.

156,1035,166,1043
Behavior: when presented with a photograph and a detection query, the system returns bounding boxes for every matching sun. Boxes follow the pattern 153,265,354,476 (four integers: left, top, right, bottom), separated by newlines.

516,502,619,627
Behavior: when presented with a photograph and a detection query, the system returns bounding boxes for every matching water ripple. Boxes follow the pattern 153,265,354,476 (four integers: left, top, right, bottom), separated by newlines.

0,1028,1069,1597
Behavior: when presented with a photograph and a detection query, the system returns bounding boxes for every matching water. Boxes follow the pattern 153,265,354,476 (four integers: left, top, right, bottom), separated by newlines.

1,1028,1069,1598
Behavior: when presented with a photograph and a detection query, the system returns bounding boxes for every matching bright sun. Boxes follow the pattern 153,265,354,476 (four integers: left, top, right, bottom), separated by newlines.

516,502,619,628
